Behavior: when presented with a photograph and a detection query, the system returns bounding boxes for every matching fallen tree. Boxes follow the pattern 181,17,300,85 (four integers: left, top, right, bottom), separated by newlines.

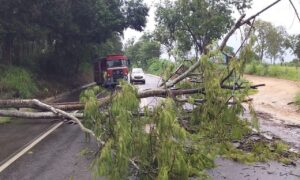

0,96,111,111
0,109,83,119
1,1,298,179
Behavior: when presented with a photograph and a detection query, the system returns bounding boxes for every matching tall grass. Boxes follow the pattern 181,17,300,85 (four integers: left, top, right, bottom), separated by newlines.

295,92,300,107
147,58,175,76
0,66,38,98
0,117,11,124
245,62,300,81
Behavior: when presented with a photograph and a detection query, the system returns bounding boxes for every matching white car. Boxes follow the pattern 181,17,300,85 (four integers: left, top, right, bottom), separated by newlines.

130,68,146,84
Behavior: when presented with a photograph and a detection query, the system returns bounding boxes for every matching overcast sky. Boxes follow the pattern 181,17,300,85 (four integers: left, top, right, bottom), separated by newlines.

123,0,300,61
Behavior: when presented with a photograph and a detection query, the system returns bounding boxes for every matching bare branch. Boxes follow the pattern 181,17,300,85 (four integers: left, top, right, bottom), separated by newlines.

288,0,300,23
0,97,110,111
220,14,246,51
138,84,264,99
221,84,265,90
220,0,283,51
0,110,83,119
162,60,202,88
138,88,205,98
29,99,105,145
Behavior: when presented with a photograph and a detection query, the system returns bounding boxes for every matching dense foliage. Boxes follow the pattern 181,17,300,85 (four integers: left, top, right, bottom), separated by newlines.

0,0,148,76
80,52,299,179
155,0,252,59
0,66,37,98
124,34,161,69
245,62,300,81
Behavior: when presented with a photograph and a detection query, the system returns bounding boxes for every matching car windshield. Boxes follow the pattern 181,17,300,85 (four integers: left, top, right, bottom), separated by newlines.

132,69,143,73
107,60,128,68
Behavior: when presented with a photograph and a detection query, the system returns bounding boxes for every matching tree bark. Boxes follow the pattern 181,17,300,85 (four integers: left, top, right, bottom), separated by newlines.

138,88,205,98
1,34,14,65
0,109,83,119
0,97,111,111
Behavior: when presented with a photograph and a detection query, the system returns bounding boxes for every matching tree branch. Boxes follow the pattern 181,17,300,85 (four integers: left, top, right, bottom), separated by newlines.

0,97,111,111
137,88,205,98
220,0,283,51
0,110,83,119
288,0,300,23
29,99,105,145
220,14,246,51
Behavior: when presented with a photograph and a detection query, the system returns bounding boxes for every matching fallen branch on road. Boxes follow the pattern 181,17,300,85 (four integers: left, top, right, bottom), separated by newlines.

0,109,83,119
0,99,105,145
0,96,110,111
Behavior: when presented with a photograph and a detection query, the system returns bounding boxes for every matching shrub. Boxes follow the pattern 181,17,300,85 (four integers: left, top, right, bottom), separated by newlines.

245,63,300,81
0,66,38,98
295,92,300,107
0,117,11,124
147,58,174,76
245,62,258,74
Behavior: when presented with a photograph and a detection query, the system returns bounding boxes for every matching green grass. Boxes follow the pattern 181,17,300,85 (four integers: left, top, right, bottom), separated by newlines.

245,62,300,81
0,117,11,124
295,92,300,107
147,58,175,76
0,66,38,98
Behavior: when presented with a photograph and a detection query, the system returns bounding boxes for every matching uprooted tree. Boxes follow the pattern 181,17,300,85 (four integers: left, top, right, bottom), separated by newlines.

0,0,299,179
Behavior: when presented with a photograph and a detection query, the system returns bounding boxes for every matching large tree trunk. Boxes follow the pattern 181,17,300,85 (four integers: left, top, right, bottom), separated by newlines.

0,97,111,111
0,109,83,119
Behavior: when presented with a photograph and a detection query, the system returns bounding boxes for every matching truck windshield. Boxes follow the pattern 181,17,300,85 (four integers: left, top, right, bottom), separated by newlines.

107,60,128,68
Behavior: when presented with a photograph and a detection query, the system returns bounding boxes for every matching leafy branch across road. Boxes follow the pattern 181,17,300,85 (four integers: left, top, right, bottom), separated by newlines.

1,0,300,179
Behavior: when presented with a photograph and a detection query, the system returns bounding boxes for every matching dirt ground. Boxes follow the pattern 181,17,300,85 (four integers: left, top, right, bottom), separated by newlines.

244,75,300,125
207,75,300,180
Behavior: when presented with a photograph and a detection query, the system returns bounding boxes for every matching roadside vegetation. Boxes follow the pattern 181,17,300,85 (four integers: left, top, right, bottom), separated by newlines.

1,0,300,179
245,62,300,81
82,66,299,179
0,117,11,124
147,58,175,76
0,0,149,99
295,92,300,107
0,66,38,98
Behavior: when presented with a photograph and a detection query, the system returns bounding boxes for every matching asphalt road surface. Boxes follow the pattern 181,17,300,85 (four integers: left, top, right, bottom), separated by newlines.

0,74,162,180
0,74,299,180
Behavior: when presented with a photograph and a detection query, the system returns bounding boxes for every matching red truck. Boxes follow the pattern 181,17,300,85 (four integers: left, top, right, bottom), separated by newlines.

93,54,129,87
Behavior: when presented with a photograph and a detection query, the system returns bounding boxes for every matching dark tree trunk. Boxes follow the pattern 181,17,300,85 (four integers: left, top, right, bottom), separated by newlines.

260,48,264,62
14,38,21,66
1,34,14,65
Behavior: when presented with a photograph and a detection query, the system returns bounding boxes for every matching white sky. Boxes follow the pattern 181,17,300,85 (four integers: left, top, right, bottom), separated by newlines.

122,0,300,61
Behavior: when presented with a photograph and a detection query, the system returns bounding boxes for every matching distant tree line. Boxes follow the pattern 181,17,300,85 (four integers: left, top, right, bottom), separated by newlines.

123,0,300,72
0,0,148,76
248,20,300,65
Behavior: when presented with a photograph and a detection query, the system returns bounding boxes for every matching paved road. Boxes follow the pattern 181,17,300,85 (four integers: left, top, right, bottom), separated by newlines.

0,74,162,180
0,74,299,180
0,89,100,180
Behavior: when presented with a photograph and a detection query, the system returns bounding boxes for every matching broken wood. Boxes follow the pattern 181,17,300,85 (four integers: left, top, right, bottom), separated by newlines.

0,99,104,145
138,88,205,98
0,109,83,119
0,96,110,111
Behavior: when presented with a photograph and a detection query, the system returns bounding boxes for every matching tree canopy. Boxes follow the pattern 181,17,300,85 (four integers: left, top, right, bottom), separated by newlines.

155,0,252,59
0,0,148,76
124,34,161,69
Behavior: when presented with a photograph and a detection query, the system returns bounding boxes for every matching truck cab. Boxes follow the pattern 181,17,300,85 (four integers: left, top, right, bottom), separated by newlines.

94,54,129,87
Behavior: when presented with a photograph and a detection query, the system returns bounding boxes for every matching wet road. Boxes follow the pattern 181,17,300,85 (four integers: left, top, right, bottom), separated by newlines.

0,87,99,180
0,74,299,179
0,74,162,180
